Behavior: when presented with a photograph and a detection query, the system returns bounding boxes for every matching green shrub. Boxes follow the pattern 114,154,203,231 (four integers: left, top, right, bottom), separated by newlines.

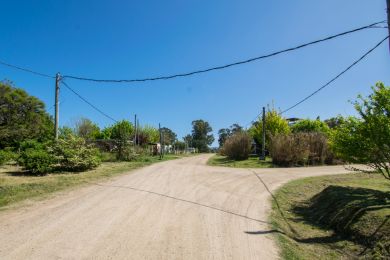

0,149,17,165
18,148,54,175
53,135,101,171
221,132,252,160
270,133,331,166
291,119,330,134
330,82,390,180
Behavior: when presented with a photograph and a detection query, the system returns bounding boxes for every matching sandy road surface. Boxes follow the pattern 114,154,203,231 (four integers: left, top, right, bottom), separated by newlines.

0,154,352,259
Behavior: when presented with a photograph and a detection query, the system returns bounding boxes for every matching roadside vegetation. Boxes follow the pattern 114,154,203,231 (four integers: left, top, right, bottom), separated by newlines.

0,80,198,208
0,154,186,210
265,82,390,259
213,82,390,177
271,173,390,259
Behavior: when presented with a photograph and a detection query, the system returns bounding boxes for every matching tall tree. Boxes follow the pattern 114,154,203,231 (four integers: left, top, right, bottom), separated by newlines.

331,82,390,180
161,127,177,145
0,81,53,148
74,117,100,140
190,120,214,152
218,128,231,147
218,123,243,147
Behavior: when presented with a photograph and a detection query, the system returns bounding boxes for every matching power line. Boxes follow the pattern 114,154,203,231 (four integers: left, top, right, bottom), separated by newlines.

62,21,386,84
0,59,54,79
280,36,389,114
245,35,389,128
60,80,118,123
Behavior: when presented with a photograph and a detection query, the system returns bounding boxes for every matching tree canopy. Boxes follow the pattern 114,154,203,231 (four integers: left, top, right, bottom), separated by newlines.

0,81,53,148
250,106,290,148
331,82,390,180
190,120,214,152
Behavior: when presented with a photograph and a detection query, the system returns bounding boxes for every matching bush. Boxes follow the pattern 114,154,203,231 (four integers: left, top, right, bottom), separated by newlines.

291,119,330,134
18,147,54,175
270,133,331,167
53,135,101,171
221,132,252,160
330,82,390,180
0,149,17,165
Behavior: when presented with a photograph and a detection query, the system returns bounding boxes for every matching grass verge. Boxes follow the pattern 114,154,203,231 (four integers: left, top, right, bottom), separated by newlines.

0,154,187,210
271,173,390,259
207,154,273,168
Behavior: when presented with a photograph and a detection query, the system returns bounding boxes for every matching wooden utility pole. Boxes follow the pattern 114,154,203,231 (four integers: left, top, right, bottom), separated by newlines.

260,107,266,160
387,0,390,51
134,114,137,145
54,73,61,140
137,118,140,146
159,123,162,159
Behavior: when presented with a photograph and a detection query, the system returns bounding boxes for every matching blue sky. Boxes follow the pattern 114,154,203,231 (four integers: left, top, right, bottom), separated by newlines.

1,0,389,146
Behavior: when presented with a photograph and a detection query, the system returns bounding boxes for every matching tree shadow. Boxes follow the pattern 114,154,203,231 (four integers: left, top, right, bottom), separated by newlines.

290,185,390,251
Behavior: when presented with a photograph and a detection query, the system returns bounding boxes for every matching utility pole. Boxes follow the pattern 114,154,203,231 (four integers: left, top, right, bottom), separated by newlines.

260,107,266,160
134,114,137,146
54,73,61,140
137,118,140,146
159,123,162,159
387,0,390,52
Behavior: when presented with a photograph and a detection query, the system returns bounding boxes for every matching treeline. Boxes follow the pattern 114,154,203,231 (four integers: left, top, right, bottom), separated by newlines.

218,82,390,180
0,81,184,174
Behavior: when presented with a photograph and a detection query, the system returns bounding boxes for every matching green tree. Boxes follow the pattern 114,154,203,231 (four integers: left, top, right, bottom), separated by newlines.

331,82,390,180
138,125,159,145
250,106,290,149
74,117,100,140
190,120,214,152
0,81,53,148
161,127,177,145
291,119,330,134
183,134,193,147
218,123,243,147
110,120,134,160
324,116,346,129
218,128,231,147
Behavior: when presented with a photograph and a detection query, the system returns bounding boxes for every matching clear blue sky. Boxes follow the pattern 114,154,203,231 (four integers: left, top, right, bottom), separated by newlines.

1,0,389,146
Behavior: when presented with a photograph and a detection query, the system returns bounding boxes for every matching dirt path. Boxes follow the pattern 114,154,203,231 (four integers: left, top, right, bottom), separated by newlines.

0,154,351,259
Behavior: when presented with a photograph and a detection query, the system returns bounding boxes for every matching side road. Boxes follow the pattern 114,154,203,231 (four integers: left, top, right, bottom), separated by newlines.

0,154,351,259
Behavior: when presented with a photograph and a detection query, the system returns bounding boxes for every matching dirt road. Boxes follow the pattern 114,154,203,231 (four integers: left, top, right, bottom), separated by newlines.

0,154,351,259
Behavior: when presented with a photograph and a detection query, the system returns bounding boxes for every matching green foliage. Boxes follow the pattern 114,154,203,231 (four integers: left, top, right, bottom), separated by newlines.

189,120,214,152
324,115,346,129
52,134,101,171
331,82,390,180
217,123,243,147
161,127,177,145
249,106,290,148
0,81,53,148
110,120,134,160
291,119,330,134
138,125,159,145
58,126,74,138
99,126,113,139
111,120,134,140
18,140,54,175
174,140,186,150
270,133,331,167
0,148,16,165
74,117,100,140
221,132,252,160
